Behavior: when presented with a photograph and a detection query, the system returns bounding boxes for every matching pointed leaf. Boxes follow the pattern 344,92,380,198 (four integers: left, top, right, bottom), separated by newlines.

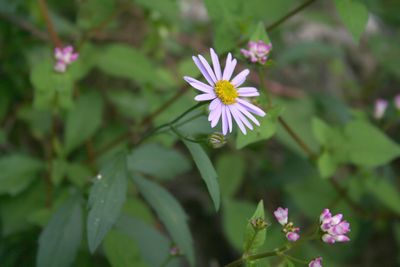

183,141,220,210
334,0,369,43
37,195,83,267
243,200,266,254
64,92,103,154
131,174,195,266
87,154,128,253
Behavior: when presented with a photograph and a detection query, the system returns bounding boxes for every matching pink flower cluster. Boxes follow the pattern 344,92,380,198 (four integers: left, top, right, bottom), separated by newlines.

320,209,350,244
240,40,272,64
273,207,300,242
309,257,322,267
54,45,79,73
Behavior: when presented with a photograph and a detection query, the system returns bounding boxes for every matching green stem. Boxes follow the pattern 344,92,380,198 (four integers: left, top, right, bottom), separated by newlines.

257,67,272,108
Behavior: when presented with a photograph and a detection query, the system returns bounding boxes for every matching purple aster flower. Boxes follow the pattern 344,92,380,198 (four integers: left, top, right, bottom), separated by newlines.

184,48,266,135
274,207,288,225
373,99,388,119
309,257,323,267
394,94,400,110
54,45,79,73
319,209,350,244
240,40,272,64
273,207,300,242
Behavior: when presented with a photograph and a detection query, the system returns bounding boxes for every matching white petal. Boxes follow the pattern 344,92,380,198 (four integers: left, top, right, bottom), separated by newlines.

194,93,215,101
209,98,221,111
231,69,249,87
193,56,215,86
225,106,233,133
237,98,266,117
221,106,228,135
198,54,217,83
210,105,222,128
234,103,260,126
232,105,253,130
210,48,222,80
222,53,237,80
184,76,213,93
229,106,246,135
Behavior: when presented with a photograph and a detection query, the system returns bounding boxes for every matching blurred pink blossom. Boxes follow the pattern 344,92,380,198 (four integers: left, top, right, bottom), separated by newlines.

374,99,388,119
320,209,350,244
241,40,272,64
54,45,79,73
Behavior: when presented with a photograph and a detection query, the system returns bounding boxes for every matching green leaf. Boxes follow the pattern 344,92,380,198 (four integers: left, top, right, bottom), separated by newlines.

37,195,83,267
250,21,271,44
87,154,128,253
51,158,68,185
131,174,195,266
317,152,338,178
345,120,400,167
216,153,245,198
30,59,74,110
365,176,400,215
103,230,148,267
243,200,266,254
116,215,180,267
334,0,369,42
127,143,191,180
95,44,162,87
64,92,103,155
0,154,44,195
223,199,256,250
236,105,283,149
312,117,332,145
122,198,154,224
182,141,220,211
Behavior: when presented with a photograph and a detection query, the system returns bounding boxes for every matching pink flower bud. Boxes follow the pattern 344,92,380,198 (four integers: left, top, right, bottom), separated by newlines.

309,257,323,267
274,207,288,225
320,209,350,244
374,99,388,119
54,45,79,72
395,95,400,110
286,231,300,242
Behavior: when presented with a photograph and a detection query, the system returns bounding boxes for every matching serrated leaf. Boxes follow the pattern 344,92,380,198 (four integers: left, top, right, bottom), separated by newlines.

30,59,74,110
334,0,369,42
243,200,266,254
103,230,149,267
236,105,283,149
183,141,220,211
0,154,44,195
131,174,195,266
64,92,103,155
127,143,191,180
116,215,179,267
345,120,400,167
87,154,128,253
216,153,245,198
37,195,82,267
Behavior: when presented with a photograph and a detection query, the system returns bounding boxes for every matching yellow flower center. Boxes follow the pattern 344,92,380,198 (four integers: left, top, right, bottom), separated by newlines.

214,80,238,105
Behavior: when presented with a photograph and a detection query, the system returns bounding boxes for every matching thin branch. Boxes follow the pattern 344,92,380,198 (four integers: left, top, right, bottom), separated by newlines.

38,0,62,47
266,0,318,31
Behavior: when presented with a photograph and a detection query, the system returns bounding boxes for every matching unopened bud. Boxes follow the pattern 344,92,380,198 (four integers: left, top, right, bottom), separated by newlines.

250,217,268,230
169,245,180,256
208,132,226,149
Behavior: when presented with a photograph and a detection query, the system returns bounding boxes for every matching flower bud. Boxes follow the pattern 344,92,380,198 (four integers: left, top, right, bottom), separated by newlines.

208,132,227,148
250,217,268,231
309,257,323,267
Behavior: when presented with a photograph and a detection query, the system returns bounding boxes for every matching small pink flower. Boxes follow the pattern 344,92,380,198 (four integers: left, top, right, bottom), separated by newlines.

286,231,300,242
374,99,388,119
320,209,350,244
309,257,323,267
241,40,272,65
394,95,400,110
274,207,300,242
274,207,288,225
54,45,79,72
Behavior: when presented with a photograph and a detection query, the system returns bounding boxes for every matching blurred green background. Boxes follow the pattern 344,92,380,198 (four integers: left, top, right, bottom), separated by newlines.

1,0,400,266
